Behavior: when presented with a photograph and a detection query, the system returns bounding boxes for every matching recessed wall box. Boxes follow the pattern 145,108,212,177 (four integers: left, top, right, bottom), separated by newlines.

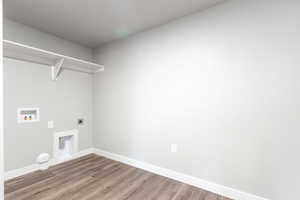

53,129,78,162
17,108,40,123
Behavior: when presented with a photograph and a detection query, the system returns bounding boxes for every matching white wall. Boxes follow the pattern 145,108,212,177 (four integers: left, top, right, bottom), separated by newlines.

3,19,95,172
93,1,300,200
4,58,93,171
4,19,93,61
1,2,4,199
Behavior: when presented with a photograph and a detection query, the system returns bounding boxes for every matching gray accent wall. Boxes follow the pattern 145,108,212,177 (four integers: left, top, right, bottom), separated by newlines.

93,1,300,200
4,58,93,171
3,18,95,172
4,19,93,61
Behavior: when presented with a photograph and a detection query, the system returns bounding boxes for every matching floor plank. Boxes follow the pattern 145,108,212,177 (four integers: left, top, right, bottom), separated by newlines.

5,154,232,200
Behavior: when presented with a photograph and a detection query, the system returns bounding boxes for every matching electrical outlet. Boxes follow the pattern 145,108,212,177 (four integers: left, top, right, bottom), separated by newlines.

77,118,85,126
171,144,178,153
48,121,54,128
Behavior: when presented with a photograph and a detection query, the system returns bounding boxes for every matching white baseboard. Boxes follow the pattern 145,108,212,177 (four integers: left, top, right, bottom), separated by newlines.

4,163,39,181
4,148,94,181
50,148,94,166
93,148,269,200
5,148,269,200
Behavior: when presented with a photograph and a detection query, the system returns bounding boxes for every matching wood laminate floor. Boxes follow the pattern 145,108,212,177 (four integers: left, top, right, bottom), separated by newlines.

5,154,232,200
